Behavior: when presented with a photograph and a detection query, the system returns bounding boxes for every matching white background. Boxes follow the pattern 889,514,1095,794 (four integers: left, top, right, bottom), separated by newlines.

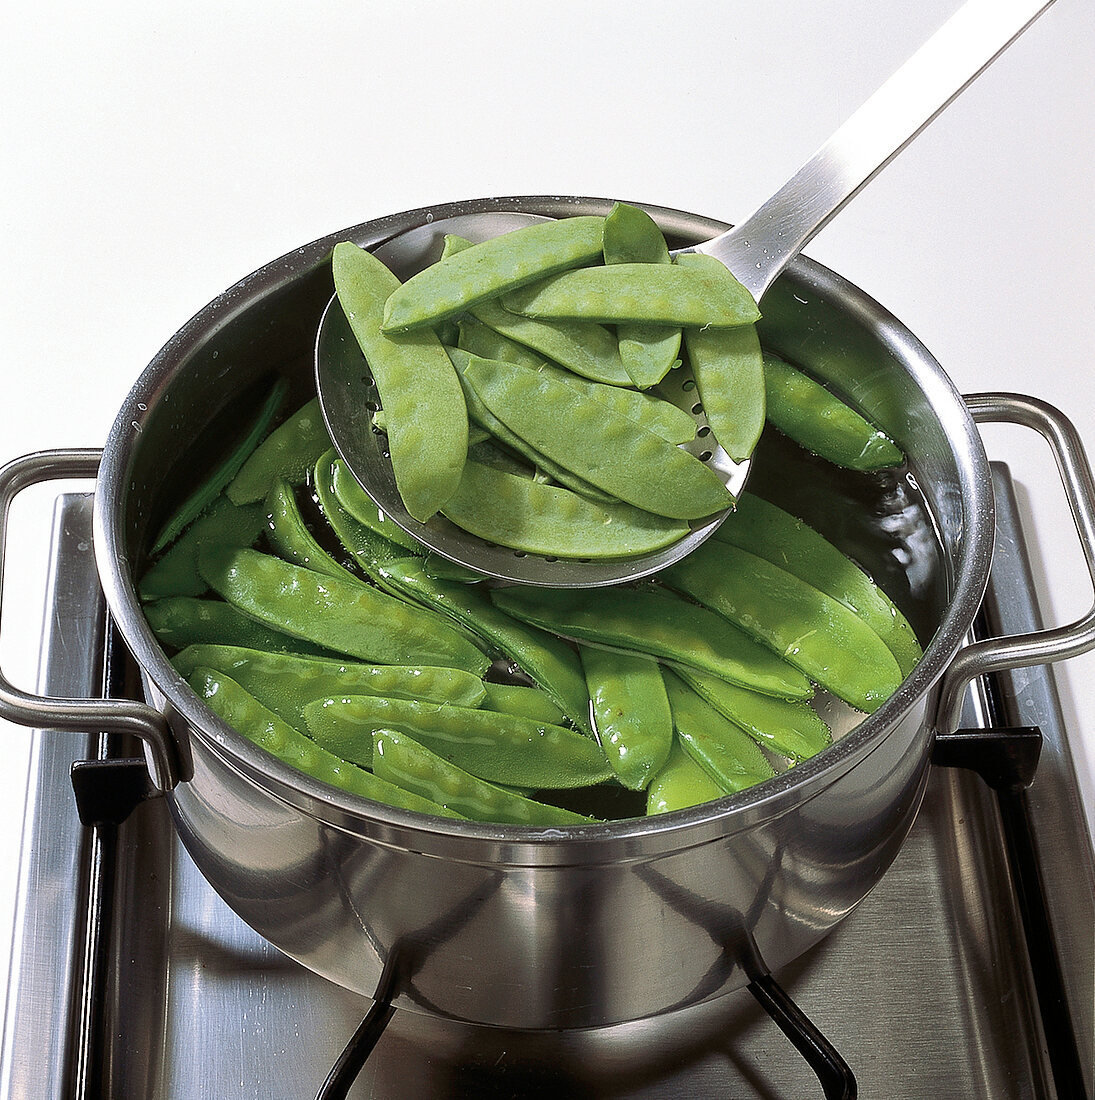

0,0,1092,1000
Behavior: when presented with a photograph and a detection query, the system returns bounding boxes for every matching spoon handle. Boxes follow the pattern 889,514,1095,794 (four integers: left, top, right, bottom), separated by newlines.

699,0,1055,301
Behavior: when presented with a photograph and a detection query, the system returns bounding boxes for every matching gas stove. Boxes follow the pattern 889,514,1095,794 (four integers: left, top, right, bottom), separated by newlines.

1,464,1091,1099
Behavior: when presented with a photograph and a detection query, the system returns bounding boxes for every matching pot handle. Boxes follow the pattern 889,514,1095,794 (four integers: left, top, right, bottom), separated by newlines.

0,450,184,791
934,393,1095,734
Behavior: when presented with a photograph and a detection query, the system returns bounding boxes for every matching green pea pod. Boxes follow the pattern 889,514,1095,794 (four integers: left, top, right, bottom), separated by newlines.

603,202,681,389
676,254,765,462
139,495,266,600
440,460,690,558
226,397,333,505
491,586,811,700
189,668,462,818
172,644,486,728
581,647,672,791
715,494,923,675
265,477,359,583
663,672,776,793
664,540,904,713
325,452,427,553
647,738,728,815
150,378,288,554
381,215,606,334
479,683,566,726
372,728,596,826
332,241,468,522
371,557,593,735
460,354,734,519
303,695,612,790
457,313,553,371
762,351,904,470
198,546,490,675
670,666,831,761
144,596,338,658
502,261,760,329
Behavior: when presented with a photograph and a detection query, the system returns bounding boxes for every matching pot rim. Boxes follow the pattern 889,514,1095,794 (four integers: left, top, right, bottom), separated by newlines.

93,195,994,865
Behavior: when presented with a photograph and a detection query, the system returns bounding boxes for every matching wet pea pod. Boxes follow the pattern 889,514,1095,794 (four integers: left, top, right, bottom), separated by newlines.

581,647,672,791
762,351,904,470
491,585,811,700
324,450,429,555
670,666,831,761
663,671,777,794
372,728,596,826
646,739,728,815
479,683,566,726
381,215,606,334
602,202,681,389
676,254,765,463
265,476,359,583
663,540,904,713
371,557,593,734
502,260,760,329
226,397,333,505
302,695,612,789
332,241,468,522
439,460,689,559
714,493,923,675
460,354,734,519
172,644,486,729
198,545,490,674
189,668,462,818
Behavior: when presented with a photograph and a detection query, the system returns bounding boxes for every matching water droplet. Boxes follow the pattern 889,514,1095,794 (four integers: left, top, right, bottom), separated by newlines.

136,402,147,411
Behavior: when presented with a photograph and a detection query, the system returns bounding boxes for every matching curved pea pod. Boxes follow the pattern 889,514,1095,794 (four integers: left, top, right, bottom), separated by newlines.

502,260,760,329
664,672,777,793
647,739,728,816
715,494,923,676
172,644,486,728
188,668,462,818
226,397,333,505
150,378,288,554
480,683,566,726
265,477,359,583
491,585,811,700
302,695,612,789
603,202,681,389
373,557,593,734
139,495,266,600
581,647,672,791
144,596,338,658
373,728,596,826
663,540,904,714
440,461,690,558
460,354,734,519
198,546,490,675
324,450,427,554
457,313,555,371
762,351,904,470
332,241,468,522
381,215,605,334
671,666,831,762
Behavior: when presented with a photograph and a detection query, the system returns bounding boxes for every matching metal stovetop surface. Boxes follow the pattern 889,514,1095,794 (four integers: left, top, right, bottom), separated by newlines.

1,465,1092,1099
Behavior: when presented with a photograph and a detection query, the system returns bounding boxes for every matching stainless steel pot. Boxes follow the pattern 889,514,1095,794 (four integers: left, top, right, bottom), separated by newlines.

2,196,1094,1031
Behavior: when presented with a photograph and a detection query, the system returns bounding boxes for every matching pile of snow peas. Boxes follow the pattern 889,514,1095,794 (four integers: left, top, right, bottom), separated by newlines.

140,207,921,824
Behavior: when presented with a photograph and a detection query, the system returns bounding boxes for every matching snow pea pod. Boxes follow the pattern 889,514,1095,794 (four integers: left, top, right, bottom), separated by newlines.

303,695,612,789
226,396,332,505
646,739,727,816
663,672,777,793
198,546,490,674
265,477,359,583
440,460,689,558
381,215,606,334
714,494,922,675
663,540,904,713
762,351,904,470
372,557,593,734
602,202,681,389
479,683,566,726
502,261,760,329
670,666,831,761
332,241,468,522
189,669,462,818
491,585,811,700
581,647,672,791
460,354,734,519
325,451,425,554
